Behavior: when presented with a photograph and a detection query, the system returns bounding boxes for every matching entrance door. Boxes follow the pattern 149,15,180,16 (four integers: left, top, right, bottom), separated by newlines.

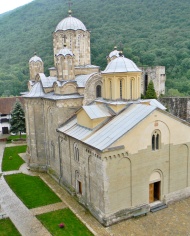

149,181,160,203
149,183,154,203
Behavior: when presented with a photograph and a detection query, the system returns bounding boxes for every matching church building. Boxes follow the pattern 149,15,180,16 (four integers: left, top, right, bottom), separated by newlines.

23,10,190,226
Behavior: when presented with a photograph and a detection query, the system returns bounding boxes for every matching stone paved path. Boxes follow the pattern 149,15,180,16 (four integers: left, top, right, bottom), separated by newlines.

31,202,66,216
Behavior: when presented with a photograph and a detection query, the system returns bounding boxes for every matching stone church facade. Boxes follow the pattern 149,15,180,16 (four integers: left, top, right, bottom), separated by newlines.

23,11,190,226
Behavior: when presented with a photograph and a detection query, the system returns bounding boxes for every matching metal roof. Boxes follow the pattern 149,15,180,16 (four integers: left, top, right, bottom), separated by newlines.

29,55,43,63
140,99,166,110
84,104,155,150
102,56,141,74
55,16,87,32
83,105,112,119
58,117,92,140
108,49,120,58
23,82,45,98
39,73,57,88
75,73,96,87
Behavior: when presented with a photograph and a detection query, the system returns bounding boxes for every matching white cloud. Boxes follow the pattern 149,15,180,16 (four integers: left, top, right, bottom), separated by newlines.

0,0,33,14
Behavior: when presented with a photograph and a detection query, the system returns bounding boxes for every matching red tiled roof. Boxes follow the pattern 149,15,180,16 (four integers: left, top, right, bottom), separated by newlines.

0,97,25,115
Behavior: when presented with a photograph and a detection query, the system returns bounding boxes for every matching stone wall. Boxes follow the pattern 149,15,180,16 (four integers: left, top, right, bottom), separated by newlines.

159,97,190,122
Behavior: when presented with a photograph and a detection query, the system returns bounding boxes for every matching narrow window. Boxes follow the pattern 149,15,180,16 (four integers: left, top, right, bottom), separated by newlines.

120,80,122,99
130,79,133,100
152,131,161,151
152,135,155,151
156,134,159,149
110,80,112,99
74,143,79,162
144,73,148,94
96,85,101,98
78,181,82,194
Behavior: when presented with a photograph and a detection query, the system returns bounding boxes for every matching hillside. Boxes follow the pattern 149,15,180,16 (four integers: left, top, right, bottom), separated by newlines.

0,0,190,96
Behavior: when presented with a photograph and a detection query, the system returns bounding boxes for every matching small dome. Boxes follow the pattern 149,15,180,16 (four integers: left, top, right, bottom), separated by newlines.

29,55,43,63
56,47,74,57
108,47,120,59
55,15,87,32
102,56,141,74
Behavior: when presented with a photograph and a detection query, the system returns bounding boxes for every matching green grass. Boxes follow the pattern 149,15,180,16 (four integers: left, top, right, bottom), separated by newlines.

0,218,21,236
6,135,26,143
2,145,27,171
37,208,93,236
4,173,61,209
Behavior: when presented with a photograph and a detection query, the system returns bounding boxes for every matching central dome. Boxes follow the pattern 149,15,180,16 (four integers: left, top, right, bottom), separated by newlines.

55,15,87,32
102,56,141,73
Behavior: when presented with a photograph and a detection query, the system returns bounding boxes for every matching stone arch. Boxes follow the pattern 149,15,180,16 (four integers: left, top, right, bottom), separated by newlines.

83,73,102,105
149,170,163,203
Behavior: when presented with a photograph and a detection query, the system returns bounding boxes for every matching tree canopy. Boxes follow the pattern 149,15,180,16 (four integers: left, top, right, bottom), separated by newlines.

10,100,26,138
1,0,190,96
145,81,157,99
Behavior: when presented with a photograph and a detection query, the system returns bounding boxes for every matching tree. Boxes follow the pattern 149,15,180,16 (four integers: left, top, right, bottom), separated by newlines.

145,81,157,99
10,100,26,139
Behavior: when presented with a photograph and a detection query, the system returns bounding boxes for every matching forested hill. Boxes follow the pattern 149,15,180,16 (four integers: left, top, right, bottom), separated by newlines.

1,0,190,96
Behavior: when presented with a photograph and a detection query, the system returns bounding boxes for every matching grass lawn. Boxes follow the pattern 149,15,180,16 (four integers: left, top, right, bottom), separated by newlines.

4,173,61,209
37,208,93,236
0,218,21,236
2,145,27,171
6,135,26,143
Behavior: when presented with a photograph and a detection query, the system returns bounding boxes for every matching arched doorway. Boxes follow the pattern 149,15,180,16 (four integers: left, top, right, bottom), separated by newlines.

149,171,161,203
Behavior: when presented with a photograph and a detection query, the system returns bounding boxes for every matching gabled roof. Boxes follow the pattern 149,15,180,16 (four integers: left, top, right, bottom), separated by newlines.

83,105,112,119
23,82,45,98
58,103,157,151
39,73,57,88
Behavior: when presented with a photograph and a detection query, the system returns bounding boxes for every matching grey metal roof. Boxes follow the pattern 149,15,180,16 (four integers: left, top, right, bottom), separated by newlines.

39,73,57,88
108,49,120,58
84,104,155,150
83,105,112,119
23,82,45,98
140,99,166,110
75,65,99,69
56,48,74,57
55,16,87,32
75,73,95,87
102,57,141,74
58,117,92,140
44,93,83,100
29,55,43,63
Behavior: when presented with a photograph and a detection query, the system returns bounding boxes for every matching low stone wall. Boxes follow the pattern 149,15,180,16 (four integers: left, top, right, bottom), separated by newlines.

159,97,190,122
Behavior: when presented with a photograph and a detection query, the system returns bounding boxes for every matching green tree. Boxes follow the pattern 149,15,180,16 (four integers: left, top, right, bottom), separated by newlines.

145,81,157,99
10,100,26,139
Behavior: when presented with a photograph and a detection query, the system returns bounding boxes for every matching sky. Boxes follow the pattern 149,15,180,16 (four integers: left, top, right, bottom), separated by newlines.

0,0,33,14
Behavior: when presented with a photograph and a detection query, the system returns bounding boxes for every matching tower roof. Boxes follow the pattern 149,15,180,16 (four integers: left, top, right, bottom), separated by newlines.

29,55,43,63
55,15,87,32
102,56,141,74
108,47,120,59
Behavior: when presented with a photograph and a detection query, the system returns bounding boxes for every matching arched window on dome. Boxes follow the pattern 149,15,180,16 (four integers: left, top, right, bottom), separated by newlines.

77,35,81,64
130,79,134,100
110,80,112,99
96,85,101,98
120,80,123,99
152,130,161,151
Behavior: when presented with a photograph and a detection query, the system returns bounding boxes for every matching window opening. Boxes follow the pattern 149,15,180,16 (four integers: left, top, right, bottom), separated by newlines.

96,85,101,98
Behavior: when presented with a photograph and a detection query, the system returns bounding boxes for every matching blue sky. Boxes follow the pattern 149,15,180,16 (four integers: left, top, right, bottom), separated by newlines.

0,0,33,14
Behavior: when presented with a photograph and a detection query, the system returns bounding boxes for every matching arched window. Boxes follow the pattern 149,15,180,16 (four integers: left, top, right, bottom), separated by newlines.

120,80,123,99
110,80,112,99
144,73,148,94
152,130,161,151
130,79,134,100
74,143,79,161
96,85,101,98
